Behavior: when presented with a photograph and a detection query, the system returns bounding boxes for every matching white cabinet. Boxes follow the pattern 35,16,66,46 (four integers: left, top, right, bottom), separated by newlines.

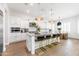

9,33,17,43
9,33,21,43
8,16,29,43
9,17,20,27
20,20,29,28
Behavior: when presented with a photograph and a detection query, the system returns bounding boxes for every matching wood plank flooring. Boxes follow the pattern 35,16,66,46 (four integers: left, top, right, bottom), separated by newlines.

2,39,79,56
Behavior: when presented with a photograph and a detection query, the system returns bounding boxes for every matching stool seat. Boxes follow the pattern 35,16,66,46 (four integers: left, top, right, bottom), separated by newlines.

35,36,45,42
46,35,51,39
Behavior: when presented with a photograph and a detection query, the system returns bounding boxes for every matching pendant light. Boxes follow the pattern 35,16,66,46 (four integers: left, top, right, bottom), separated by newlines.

57,17,62,26
35,3,44,21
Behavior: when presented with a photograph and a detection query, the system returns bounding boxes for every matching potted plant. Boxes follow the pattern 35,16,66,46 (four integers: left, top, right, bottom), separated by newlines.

31,22,36,27
37,27,40,33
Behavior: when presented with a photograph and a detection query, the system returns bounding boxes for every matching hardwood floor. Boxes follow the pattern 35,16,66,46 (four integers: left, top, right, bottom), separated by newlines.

2,39,79,56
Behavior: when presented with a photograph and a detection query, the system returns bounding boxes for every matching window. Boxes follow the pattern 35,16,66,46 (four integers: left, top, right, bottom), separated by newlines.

78,20,79,34
61,22,71,33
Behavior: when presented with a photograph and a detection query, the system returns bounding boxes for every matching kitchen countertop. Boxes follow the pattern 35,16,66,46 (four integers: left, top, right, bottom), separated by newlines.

27,32,59,37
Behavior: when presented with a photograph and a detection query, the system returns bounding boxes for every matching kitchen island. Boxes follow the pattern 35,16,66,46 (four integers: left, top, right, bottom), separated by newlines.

26,32,60,54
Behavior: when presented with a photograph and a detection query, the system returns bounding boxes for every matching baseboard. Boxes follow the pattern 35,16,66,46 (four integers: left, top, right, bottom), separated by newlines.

9,40,26,45
8,39,26,44
68,37,79,40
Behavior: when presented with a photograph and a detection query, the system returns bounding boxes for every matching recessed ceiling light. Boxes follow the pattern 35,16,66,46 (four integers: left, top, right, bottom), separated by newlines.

30,3,34,6
24,3,29,5
24,3,34,6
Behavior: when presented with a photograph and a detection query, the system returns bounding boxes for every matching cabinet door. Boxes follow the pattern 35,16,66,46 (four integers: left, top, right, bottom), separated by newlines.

20,21,29,28
9,33,17,43
17,33,23,41
9,17,20,27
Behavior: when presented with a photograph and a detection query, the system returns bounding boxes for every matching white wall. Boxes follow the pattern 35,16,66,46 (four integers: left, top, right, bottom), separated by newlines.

60,15,79,39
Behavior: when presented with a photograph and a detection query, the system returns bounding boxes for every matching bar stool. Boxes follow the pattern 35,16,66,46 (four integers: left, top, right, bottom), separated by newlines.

56,34,60,43
50,34,53,44
52,34,56,42
37,36,46,52
51,34,60,45
46,35,52,48
44,35,47,46
49,34,53,48
35,36,45,55
51,34,57,46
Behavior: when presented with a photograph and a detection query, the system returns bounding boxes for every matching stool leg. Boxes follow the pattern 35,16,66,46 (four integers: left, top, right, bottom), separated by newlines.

48,38,52,48
46,38,50,48
36,41,45,55
39,40,46,52
46,39,48,47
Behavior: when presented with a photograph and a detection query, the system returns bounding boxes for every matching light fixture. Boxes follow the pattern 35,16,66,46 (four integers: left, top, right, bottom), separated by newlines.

35,3,44,21
24,3,34,6
50,8,53,16
57,17,62,26
24,3,29,5
57,21,61,26
49,8,54,21
29,3,34,6
35,16,43,21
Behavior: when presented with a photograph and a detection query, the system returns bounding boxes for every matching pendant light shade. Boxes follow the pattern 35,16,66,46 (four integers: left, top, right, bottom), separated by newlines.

57,21,61,26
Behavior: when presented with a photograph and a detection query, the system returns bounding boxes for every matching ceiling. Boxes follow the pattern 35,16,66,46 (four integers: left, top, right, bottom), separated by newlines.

7,3,79,20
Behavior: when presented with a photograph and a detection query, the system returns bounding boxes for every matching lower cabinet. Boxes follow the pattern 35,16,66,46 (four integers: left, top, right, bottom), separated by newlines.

9,33,26,43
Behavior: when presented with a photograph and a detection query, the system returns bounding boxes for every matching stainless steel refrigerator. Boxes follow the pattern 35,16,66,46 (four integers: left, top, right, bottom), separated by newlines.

0,10,3,56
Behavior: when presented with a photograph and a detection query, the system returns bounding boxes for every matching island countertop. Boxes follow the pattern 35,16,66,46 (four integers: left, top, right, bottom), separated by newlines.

27,32,59,37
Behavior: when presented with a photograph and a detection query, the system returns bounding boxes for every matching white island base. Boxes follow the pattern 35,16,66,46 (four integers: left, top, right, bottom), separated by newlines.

26,33,60,55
